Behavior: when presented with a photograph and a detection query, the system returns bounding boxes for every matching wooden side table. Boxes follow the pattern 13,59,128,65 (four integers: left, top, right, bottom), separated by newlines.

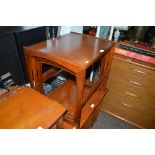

0,86,66,129
24,33,115,128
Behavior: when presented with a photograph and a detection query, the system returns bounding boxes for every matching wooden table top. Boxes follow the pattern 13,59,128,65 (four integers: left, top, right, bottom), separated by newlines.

0,86,66,129
24,33,114,70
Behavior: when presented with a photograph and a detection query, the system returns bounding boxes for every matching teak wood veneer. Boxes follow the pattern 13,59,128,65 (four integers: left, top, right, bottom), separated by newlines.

101,48,155,129
24,33,115,128
0,86,66,129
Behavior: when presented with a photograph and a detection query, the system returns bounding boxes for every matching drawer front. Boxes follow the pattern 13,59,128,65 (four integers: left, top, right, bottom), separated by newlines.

112,56,155,75
109,59,155,89
107,73,155,99
103,90,155,113
101,91,155,128
111,58,155,83
108,88,155,111
110,67,155,89
107,78,155,109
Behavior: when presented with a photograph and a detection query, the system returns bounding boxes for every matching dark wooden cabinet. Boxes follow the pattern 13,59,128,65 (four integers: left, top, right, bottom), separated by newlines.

13,27,47,82
0,26,47,84
0,33,24,87
24,33,115,128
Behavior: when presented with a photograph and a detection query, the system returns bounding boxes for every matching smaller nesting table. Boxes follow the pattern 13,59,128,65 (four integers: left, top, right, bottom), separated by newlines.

0,86,66,129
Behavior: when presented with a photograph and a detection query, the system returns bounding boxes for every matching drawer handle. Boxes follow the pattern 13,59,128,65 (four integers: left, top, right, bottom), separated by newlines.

129,80,141,86
134,69,147,75
125,92,138,98
121,102,133,108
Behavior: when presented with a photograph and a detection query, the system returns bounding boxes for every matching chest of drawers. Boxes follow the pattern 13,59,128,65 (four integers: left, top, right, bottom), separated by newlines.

101,51,155,128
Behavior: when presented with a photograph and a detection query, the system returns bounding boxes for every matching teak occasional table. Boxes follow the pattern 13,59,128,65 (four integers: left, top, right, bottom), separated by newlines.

0,86,66,129
24,32,115,128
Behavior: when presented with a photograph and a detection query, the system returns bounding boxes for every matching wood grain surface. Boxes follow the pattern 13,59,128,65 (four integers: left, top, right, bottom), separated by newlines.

0,86,66,129
24,33,114,128
101,50,155,128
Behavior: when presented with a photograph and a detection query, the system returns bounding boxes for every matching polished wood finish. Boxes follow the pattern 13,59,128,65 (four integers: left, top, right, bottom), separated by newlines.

0,86,66,129
80,89,107,128
101,50,155,128
24,33,115,128
24,33,113,70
